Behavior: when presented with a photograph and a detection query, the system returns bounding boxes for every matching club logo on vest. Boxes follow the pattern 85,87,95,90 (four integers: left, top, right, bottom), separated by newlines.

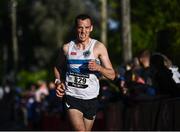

71,52,77,55
83,50,91,57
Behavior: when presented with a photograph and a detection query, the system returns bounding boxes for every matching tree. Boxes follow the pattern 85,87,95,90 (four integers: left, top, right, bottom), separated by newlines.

121,0,132,63
17,0,100,70
10,0,18,73
108,0,180,67
100,0,107,46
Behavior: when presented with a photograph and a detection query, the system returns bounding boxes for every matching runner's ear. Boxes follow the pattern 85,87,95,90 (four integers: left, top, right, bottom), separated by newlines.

90,25,93,32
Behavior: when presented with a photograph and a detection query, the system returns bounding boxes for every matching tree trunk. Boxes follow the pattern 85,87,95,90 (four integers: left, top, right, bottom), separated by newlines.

11,0,18,71
100,0,107,46
121,0,132,63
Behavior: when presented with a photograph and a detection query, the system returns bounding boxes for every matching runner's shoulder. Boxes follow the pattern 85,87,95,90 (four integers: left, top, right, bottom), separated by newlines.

94,40,107,50
63,43,70,55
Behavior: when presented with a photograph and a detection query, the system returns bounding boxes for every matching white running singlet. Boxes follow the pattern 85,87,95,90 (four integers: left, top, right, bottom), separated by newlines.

65,39,100,99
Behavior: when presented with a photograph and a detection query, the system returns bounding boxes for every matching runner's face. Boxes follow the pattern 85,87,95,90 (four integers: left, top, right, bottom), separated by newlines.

76,19,93,42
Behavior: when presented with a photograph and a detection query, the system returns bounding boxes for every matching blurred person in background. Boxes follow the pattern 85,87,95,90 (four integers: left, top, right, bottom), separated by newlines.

138,49,152,85
150,53,180,96
54,14,115,131
35,80,49,103
46,81,63,113
162,54,180,85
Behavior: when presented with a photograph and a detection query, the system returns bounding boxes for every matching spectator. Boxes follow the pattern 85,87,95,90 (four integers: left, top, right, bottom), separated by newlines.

150,53,180,96
138,49,152,85
162,54,180,84
35,80,49,103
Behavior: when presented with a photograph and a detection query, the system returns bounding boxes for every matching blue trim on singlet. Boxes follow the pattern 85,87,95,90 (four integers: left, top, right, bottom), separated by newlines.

67,59,91,64
67,67,101,78
67,59,101,77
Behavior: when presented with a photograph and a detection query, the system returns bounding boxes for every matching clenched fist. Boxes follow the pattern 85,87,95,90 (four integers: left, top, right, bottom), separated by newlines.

88,60,101,71
56,83,65,98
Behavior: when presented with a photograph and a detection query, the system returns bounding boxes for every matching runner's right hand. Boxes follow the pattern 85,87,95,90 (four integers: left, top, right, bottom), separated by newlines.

56,83,65,97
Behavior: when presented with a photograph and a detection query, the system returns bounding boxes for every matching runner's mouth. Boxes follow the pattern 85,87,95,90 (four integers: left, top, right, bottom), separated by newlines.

79,34,86,39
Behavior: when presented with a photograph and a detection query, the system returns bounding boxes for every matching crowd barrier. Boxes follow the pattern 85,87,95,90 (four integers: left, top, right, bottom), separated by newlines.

95,95,180,131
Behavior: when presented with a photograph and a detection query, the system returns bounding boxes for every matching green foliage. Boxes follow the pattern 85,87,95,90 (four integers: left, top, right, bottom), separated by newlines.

17,69,48,88
158,23,180,66
131,24,155,55
108,30,122,67
109,0,180,66
1,0,180,84
17,0,101,69
30,0,99,47
131,0,180,55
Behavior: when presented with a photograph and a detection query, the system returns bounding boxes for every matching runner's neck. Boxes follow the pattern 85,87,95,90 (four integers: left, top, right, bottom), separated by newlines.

76,38,91,50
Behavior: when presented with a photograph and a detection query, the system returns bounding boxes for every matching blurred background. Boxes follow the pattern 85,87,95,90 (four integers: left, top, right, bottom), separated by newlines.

0,0,180,130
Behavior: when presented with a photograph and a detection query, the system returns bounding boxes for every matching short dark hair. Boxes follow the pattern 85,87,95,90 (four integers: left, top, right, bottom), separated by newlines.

75,14,93,26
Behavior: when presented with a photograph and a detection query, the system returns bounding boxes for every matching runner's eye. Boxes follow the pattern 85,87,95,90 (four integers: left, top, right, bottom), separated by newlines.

85,26,91,29
77,26,91,30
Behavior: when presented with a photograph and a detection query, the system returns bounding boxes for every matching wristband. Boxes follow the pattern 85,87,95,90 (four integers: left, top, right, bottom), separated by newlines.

54,79,61,85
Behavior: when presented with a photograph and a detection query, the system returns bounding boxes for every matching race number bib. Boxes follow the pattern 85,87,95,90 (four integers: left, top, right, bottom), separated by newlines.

67,72,90,88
